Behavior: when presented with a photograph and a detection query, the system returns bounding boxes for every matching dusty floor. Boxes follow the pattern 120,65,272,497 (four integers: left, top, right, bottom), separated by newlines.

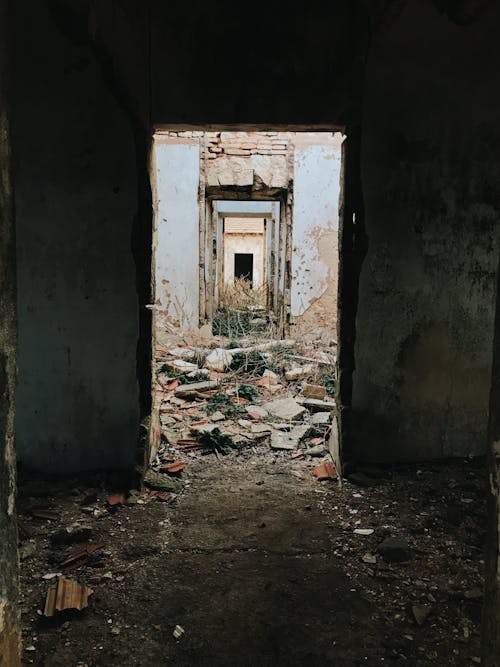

19,451,485,666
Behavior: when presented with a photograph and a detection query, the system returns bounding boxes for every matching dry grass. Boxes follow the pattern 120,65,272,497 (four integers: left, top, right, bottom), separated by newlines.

219,278,267,310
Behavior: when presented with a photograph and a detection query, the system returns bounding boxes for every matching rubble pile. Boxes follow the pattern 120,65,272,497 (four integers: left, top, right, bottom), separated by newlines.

150,333,337,486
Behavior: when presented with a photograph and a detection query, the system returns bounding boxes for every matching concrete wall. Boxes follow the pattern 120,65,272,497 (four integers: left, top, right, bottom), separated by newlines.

153,136,200,332
12,1,140,472
291,133,343,339
352,2,500,461
223,233,265,288
0,0,20,660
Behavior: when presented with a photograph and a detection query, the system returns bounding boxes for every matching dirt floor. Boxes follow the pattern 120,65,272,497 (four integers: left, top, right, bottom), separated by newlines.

18,451,486,666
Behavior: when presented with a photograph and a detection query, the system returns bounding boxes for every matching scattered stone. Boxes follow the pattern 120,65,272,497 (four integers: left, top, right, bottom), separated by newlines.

173,624,185,640
190,423,220,435
167,347,195,359
306,444,326,457
354,528,374,536
311,412,332,425
174,380,218,397
301,383,326,400
210,411,226,422
245,405,268,419
205,348,234,372
362,553,377,564
270,425,310,450
250,423,272,435
295,397,335,411
187,368,209,379
144,470,183,493
238,419,253,429
285,364,315,381
412,604,432,626
377,537,410,563
263,397,307,421
164,359,199,373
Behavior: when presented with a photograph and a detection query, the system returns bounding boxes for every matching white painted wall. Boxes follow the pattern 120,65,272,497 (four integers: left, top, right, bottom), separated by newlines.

291,134,343,328
153,137,200,331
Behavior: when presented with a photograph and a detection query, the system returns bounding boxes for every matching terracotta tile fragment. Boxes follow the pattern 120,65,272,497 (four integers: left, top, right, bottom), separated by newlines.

312,461,337,481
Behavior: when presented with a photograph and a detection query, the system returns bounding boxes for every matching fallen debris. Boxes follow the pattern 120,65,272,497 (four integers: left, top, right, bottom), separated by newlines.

263,397,307,421
312,461,337,480
61,543,104,568
144,470,184,493
44,577,93,617
173,624,185,640
301,383,326,400
107,494,126,506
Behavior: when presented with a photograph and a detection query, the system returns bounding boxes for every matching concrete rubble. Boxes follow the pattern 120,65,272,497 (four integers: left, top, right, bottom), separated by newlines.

151,332,338,479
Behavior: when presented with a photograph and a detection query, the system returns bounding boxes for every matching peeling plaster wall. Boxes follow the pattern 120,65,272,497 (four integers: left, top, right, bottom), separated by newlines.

291,134,343,339
12,1,140,472
353,2,500,461
153,137,200,332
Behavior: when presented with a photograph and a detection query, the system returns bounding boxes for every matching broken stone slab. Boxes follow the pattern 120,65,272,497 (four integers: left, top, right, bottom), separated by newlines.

164,359,199,374
245,405,269,419
250,423,272,435
284,364,315,381
167,347,196,359
210,411,226,422
262,397,307,421
238,419,253,429
270,424,310,450
311,412,332,426
295,397,335,411
144,470,183,494
205,348,234,372
376,537,410,563
174,380,218,397
301,383,326,400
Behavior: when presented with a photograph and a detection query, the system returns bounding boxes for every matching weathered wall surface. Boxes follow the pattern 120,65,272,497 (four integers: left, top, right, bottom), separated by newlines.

0,0,20,661
353,2,500,461
205,132,289,189
153,136,200,332
12,1,140,472
291,133,343,340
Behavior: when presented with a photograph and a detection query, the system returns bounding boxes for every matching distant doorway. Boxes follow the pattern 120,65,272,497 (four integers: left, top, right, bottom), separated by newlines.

234,253,254,285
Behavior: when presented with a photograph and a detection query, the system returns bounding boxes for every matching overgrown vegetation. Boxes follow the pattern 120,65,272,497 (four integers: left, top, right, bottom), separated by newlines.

212,278,268,338
320,373,336,396
236,384,258,402
205,392,246,418
230,350,268,373
198,428,235,455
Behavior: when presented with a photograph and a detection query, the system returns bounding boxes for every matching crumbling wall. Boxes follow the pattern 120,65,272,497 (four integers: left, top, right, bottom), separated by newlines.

352,1,500,461
12,1,140,472
204,132,290,189
291,133,343,340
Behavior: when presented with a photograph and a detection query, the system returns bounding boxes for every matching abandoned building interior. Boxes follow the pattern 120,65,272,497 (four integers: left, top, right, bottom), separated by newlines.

1,1,500,665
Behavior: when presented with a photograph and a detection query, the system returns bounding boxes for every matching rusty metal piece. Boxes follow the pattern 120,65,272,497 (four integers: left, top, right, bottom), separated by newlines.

43,577,93,617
